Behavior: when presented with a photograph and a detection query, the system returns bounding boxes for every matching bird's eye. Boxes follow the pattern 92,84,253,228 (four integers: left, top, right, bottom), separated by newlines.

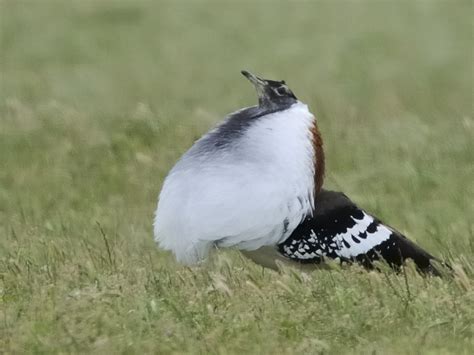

276,87,287,96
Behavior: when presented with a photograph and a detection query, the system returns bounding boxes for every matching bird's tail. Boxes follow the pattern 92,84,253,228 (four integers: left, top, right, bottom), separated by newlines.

352,229,445,276
278,190,448,276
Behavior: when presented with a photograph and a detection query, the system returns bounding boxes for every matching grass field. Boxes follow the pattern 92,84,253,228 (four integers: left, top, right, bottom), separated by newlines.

1,0,473,353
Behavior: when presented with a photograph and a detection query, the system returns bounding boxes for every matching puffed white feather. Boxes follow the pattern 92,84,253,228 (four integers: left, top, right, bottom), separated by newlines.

153,101,317,264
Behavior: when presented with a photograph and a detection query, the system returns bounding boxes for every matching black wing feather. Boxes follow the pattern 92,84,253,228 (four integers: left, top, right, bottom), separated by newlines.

278,190,440,274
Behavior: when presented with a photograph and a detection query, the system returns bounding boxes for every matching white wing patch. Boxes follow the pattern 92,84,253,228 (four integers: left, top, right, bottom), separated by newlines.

335,212,392,259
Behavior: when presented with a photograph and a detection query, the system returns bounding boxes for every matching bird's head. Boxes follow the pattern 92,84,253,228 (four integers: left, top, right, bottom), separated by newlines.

241,70,297,109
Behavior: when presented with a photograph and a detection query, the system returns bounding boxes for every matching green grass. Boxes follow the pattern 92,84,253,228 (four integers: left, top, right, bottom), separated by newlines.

1,0,473,353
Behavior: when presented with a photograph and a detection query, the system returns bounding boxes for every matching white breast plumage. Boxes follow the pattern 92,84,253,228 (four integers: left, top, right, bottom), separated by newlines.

153,101,317,264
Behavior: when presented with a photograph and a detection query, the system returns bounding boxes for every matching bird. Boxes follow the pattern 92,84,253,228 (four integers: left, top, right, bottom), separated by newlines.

153,70,441,275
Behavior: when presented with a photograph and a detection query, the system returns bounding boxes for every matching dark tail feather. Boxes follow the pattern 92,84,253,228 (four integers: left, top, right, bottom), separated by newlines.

354,231,444,276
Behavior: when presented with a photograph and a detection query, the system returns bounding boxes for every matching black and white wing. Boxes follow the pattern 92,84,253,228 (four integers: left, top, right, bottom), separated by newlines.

278,190,440,274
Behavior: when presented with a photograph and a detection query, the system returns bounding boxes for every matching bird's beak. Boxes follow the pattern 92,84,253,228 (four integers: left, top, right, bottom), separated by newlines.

241,70,267,94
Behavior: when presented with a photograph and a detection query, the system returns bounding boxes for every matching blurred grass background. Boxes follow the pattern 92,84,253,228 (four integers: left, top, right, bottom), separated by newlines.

0,0,473,353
